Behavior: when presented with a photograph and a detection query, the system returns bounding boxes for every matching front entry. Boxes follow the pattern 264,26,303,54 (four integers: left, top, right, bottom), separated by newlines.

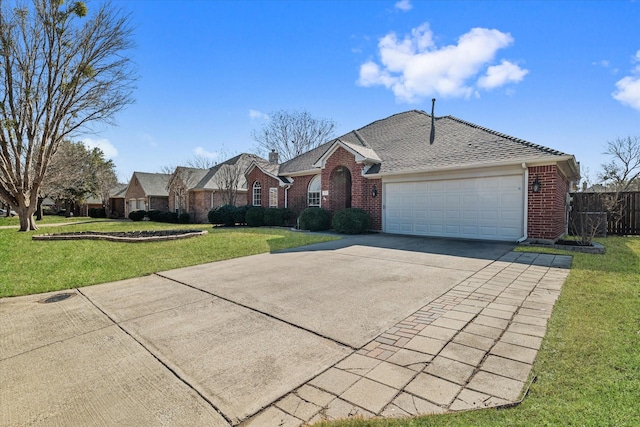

329,166,352,212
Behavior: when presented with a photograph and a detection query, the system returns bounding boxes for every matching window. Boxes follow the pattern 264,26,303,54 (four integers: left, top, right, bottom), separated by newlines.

252,181,262,206
308,175,321,207
137,199,146,210
269,188,278,207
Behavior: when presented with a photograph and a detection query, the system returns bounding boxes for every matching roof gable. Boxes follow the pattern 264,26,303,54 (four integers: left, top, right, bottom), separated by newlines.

131,172,170,197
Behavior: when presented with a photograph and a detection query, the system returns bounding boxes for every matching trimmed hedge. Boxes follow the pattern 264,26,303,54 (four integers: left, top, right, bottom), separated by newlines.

332,208,370,234
146,209,163,221
246,207,265,227
233,204,252,225
298,207,331,232
88,207,106,218
128,210,146,221
178,212,190,224
208,204,237,226
263,208,292,227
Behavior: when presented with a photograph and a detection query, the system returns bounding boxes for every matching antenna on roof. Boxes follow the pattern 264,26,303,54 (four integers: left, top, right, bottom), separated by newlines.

429,98,436,145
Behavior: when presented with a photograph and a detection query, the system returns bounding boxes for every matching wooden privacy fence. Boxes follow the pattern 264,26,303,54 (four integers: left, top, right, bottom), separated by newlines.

570,191,640,236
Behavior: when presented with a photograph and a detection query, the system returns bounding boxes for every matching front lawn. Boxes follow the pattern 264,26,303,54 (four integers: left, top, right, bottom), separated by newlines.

0,222,338,297
317,236,640,427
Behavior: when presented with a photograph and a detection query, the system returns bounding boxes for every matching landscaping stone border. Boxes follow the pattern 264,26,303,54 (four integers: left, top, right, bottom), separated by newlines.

32,229,208,243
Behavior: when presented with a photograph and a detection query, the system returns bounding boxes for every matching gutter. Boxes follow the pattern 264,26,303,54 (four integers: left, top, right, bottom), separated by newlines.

363,156,577,179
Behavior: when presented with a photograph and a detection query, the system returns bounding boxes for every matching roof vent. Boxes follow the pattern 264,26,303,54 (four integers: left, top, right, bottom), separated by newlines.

429,98,436,145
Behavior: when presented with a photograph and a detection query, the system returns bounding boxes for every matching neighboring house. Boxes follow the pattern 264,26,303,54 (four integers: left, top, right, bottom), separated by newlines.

124,172,170,216
167,153,267,223
80,183,128,218
246,110,580,243
108,183,128,218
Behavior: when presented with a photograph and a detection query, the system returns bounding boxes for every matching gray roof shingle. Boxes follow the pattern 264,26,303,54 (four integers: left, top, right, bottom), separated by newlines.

133,172,170,197
275,110,574,177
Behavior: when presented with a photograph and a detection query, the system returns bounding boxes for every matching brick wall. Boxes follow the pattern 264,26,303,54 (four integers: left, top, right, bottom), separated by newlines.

246,168,282,207
320,146,382,231
287,175,315,217
246,154,382,230
527,165,569,241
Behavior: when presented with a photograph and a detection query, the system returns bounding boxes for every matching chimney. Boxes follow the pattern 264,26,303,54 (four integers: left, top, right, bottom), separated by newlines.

268,149,279,164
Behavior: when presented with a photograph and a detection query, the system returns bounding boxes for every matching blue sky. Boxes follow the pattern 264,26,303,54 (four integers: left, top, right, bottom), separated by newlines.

85,0,640,183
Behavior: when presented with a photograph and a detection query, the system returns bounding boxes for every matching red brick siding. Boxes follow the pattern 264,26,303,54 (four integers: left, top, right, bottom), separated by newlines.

320,147,382,231
527,165,569,241
287,175,315,217
246,150,382,230
246,168,281,208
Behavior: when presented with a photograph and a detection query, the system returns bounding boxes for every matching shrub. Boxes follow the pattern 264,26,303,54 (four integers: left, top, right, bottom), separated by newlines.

332,208,370,234
298,207,331,232
128,210,146,221
208,204,237,226
163,211,179,223
146,209,163,221
263,208,292,227
178,212,190,224
233,204,252,225
88,208,106,218
245,207,265,227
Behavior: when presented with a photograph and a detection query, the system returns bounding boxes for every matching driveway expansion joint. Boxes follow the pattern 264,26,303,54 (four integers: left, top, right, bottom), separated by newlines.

76,287,235,426
155,272,359,351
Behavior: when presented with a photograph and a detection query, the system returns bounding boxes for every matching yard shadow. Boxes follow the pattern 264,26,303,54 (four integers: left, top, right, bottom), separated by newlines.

272,232,516,263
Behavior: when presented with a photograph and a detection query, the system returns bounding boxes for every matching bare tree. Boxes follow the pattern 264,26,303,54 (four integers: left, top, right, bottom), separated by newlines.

0,0,135,231
596,136,640,232
164,166,199,214
187,154,217,169
599,136,640,192
252,110,337,162
213,162,241,206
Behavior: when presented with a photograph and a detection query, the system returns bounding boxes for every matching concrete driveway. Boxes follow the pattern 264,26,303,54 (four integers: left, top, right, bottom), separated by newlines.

0,234,570,426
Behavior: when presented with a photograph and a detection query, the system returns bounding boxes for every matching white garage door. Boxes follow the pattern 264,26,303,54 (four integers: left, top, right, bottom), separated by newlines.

384,175,524,241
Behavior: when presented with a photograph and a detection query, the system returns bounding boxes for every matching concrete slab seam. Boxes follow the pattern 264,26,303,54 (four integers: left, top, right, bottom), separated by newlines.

76,287,235,426
155,273,358,350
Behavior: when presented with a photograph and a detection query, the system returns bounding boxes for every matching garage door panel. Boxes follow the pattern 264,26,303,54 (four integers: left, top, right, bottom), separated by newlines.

385,175,524,242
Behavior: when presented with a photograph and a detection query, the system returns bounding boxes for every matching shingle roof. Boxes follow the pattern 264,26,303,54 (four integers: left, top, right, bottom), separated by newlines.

278,141,334,174
193,153,267,190
133,172,170,196
276,110,575,177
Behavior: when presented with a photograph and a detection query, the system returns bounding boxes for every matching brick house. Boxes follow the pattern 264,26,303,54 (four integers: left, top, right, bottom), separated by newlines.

124,172,170,216
167,153,267,223
246,110,580,243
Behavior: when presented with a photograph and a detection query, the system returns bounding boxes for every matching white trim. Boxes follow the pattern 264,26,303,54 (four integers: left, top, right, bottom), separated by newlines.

312,140,380,169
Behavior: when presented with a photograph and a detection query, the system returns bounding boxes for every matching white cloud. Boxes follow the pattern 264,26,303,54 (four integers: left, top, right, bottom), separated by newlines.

613,76,640,110
249,109,269,120
194,146,219,159
81,138,118,159
478,60,529,89
358,23,528,102
395,0,412,12
612,49,640,111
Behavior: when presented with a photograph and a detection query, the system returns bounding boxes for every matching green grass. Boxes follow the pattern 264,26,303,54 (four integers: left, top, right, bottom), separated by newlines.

0,221,338,297
316,237,640,427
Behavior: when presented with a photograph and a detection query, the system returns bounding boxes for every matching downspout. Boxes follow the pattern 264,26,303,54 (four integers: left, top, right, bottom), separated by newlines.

284,185,290,208
517,163,528,243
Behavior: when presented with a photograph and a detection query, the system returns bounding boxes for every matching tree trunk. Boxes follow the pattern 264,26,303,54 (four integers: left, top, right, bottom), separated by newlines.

36,197,43,221
16,204,38,231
